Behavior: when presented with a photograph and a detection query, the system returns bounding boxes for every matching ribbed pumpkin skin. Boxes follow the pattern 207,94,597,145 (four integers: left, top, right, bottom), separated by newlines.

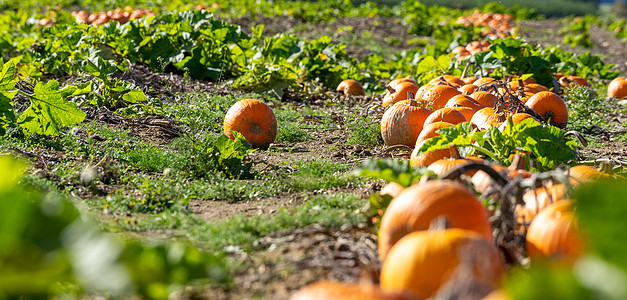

381,100,432,146
526,200,584,263
470,91,498,108
336,79,365,96
608,77,627,99
223,99,277,149
423,107,467,128
473,77,497,86
470,108,504,130
516,184,567,225
383,82,419,107
378,180,493,260
446,94,483,111
380,229,505,299
458,84,478,95
525,91,568,128
290,281,422,300
410,143,450,168
428,156,485,177
423,85,461,109
416,122,454,145
566,165,611,185
454,107,477,122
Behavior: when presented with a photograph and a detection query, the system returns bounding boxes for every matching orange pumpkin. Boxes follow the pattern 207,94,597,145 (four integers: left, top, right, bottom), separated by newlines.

516,184,568,226
381,99,433,147
608,77,627,99
423,85,462,109
290,281,421,300
470,107,506,130
378,180,493,260
527,83,549,92
423,107,467,128
410,142,451,168
429,75,465,87
223,99,277,149
446,94,484,111
383,82,420,107
415,122,454,145
458,83,479,95
380,229,504,299
470,91,498,108
336,79,365,96
380,181,405,198
473,77,498,86
558,75,589,88
526,200,584,263
525,91,568,128
566,165,612,186
427,145,485,177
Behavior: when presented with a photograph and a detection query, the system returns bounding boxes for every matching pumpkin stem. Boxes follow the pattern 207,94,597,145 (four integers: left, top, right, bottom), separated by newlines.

407,90,416,101
428,215,451,231
599,161,614,174
386,85,395,93
449,143,462,159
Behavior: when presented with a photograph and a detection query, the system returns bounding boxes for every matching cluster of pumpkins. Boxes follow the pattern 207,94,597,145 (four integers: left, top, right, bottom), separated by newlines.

456,11,516,38
37,7,155,26
288,162,613,299
451,40,491,62
288,76,623,299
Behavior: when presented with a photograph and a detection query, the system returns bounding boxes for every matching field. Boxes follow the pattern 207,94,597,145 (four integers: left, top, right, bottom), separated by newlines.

2,0,627,299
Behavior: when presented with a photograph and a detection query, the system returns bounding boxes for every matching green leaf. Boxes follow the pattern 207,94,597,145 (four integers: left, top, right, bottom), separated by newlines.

353,158,428,187
16,80,87,136
122,89,147,104
0,59,18,136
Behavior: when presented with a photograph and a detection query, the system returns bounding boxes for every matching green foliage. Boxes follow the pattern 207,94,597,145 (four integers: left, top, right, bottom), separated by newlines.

0,155,229,299
559,16,594,49
207,132,255,179
0,59,17,136
563,85,611,129
540,46,619,80
418,119,578,170
354,158,429,187
345,114,384,147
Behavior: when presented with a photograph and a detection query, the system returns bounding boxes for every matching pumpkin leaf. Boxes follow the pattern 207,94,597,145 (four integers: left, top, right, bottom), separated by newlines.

353,158,429,187
16,80,88,136
208,132,255,179
0,59,18,136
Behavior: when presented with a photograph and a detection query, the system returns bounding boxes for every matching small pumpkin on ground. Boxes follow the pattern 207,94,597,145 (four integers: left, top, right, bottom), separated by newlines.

336,79,365,96
381,99,433,147
290,281,422,300
608,76,627,99
223,99,277,149
525,91,569,128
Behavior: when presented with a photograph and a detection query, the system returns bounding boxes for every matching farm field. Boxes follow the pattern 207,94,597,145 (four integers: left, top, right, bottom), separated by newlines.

2,0,627,299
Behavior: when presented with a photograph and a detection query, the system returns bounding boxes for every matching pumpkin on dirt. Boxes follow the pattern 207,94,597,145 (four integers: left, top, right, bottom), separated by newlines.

423,85,462,109
223,99,277,149
526,200,584,263
377,180,493,260
381,99,432,147
380,229,505,299
336,79,365,96
608,77,627,99
289,280,421,300
525,91,569,128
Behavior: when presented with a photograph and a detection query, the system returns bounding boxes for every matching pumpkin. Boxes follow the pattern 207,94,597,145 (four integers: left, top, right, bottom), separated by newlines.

525,91,568,128
378,180,493,260
471,156,531,194
380,181,405,198
388,77,417,89
410,142,450,168
455,107,477,122
446,95,484,111
383,82,420,107
470,107,506,130
473,77,498,86
497,113,540,131
223,99,277,149
429,75,465,87
381,99,433,147
458,83,479,95
415,84,435,99
380,229,505,299
462,77,478,84
558,75,589,88
423,85,462,109
470,91,498,108
336,79,365,96
427,145,485,177
608,77,627,99
423,107,467,128
516,184,568,226
290,281,421,300
566,164,612,186
415,122,454,145
526,200,584,263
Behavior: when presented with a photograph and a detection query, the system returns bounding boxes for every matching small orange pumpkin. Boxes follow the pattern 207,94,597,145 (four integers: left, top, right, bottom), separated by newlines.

608,77,627,99
336,79,365,96
470,91,498,108
446,95,484,111
423,107,467,128
383,82,420,107
378,180,493,260
223,99,277,149
525,91,568,128
526,200,584,263
423,85,462,109
380,229,504,299
381,99,432,147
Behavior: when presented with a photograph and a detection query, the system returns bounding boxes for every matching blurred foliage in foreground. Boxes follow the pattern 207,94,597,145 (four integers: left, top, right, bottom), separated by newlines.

0,155,230,299
507,179,627,300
